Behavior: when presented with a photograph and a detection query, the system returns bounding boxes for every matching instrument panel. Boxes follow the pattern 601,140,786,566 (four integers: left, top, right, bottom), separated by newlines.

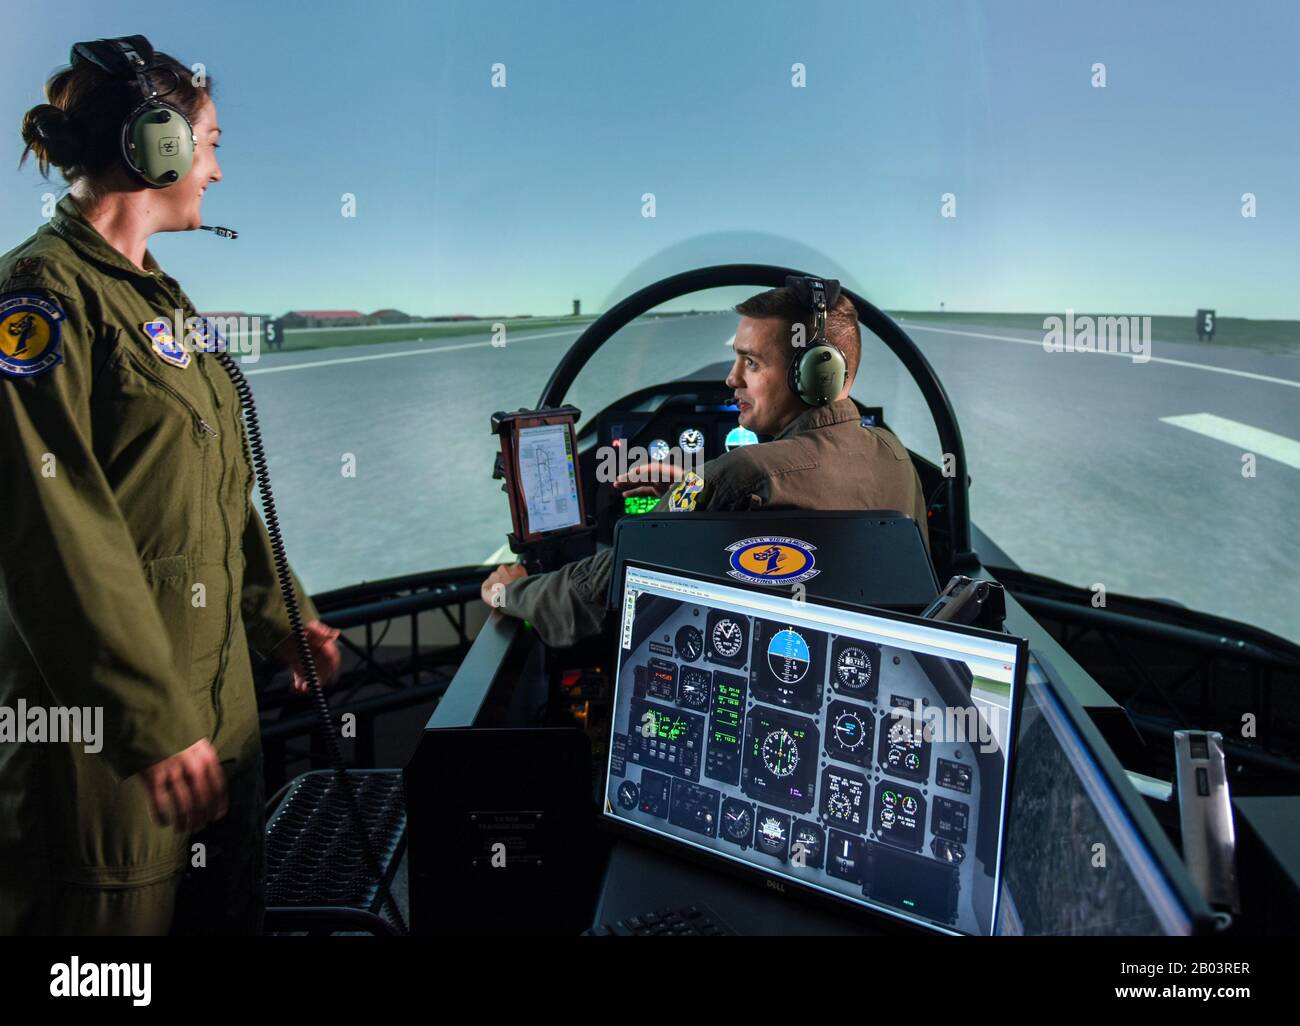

592,399,885,534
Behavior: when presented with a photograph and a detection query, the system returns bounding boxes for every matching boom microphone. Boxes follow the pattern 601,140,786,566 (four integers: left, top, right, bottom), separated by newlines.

199,224,239,239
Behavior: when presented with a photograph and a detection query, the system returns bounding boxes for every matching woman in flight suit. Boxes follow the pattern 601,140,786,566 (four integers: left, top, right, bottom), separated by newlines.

0,36,340,934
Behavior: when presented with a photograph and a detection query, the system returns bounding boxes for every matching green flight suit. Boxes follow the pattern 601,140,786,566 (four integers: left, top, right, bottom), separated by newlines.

0,195,317,934
501,397,931,648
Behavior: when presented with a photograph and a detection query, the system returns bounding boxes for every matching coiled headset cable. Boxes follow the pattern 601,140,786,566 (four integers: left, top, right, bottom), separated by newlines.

216,350,409,935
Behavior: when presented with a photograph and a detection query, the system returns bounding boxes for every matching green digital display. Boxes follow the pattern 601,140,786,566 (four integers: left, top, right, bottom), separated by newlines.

623,495,659,515
649,708,689,742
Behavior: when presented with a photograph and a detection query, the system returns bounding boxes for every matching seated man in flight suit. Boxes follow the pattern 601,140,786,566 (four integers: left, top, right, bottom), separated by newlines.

480,279,930,648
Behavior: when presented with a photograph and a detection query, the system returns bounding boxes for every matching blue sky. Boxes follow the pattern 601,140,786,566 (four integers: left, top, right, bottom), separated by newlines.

2,0,1297,318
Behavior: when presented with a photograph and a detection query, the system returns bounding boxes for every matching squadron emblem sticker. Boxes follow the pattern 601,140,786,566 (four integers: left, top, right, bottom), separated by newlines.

726,536,820,586
666,471,705,512
144,318,190,368
0,293,65,378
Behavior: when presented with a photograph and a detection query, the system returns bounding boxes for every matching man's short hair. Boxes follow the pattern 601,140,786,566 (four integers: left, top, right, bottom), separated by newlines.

734,286,861,382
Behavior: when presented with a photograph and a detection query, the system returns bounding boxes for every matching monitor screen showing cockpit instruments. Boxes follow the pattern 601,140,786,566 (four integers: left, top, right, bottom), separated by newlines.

604,562,1026,935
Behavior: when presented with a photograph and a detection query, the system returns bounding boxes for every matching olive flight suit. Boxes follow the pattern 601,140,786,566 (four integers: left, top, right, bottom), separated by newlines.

502,397,930,648
0,195,317,934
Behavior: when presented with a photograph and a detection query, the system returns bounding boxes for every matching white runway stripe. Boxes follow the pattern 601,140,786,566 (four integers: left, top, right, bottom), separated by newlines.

1160,413,1300,470
903,323,1300,390
243,328,581,375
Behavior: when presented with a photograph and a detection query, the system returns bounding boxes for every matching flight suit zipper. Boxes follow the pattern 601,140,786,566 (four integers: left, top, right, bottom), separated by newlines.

195,356,235,735
149,283,236,736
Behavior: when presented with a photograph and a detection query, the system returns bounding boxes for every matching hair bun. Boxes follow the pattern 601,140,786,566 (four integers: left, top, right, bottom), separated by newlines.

21,103,79,167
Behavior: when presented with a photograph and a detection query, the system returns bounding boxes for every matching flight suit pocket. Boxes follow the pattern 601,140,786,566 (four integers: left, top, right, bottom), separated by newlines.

141,554,203,704
143,555,188,584
110,345,216,564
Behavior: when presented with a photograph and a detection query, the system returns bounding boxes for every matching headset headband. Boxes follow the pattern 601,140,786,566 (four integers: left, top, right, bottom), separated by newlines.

71,35,158,97
784,274,842,345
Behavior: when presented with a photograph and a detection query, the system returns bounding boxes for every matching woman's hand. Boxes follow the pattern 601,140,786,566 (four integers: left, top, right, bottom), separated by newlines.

481,563,527,608
274,620,343,694
137,738,228,832
614,462,684,498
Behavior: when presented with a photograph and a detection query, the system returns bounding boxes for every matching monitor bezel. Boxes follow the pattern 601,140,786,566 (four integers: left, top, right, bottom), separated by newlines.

1001,650,1217,936
599,557,1030,936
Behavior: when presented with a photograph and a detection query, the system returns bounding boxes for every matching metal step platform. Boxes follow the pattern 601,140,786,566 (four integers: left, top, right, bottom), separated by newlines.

264,769,407,935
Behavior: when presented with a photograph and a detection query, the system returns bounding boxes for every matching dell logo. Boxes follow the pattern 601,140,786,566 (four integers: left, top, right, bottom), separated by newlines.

765,879,786,894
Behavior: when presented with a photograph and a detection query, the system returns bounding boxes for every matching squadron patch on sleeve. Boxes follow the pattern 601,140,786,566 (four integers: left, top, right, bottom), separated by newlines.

666,471,706,512
144,318,190,369
0,293,65,378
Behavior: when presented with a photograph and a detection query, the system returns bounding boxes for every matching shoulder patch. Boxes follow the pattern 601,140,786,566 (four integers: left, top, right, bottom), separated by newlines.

12,257,41,277
143,319,190,369
0,293,65,378
666,471,706,512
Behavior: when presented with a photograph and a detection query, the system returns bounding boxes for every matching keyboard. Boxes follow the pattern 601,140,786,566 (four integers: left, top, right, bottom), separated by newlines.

583,903,735,937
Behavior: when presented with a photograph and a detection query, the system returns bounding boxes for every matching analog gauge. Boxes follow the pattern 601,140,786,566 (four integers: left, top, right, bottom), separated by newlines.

710,616,745,660
721,798,754,846
678,427,705,454
904,752,921,772
825,700,874,766
674,625,703,662
766,628,811,685
617,780,639,810
901,795,918,816
791,821,825,869
761,728,800,778
820,767,868,830
881,788,898,808
725,425,759,451
648,438,670,462
676,668,710,710
832,710,868,752
880,806,895,827
757,814,789,855
835,645,875,691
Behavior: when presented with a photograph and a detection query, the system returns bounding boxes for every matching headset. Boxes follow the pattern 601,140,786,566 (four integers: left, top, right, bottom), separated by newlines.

68,35,235,236
785,274,848,407
70,35,197,189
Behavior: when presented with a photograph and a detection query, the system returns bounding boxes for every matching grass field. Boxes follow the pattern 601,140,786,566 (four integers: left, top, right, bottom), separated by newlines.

891,311,1300,357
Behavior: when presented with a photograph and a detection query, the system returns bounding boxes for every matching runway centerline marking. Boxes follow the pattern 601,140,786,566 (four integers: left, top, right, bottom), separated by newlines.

901,323,1300,390
1159,413,1300,470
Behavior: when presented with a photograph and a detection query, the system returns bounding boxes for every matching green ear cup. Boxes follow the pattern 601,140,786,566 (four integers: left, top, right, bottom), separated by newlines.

791,342,847,407
125,102,195,188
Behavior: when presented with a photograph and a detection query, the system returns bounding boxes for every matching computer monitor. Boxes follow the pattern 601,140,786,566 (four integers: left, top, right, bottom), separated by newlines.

997,655,1211,935
602,561,1028,936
